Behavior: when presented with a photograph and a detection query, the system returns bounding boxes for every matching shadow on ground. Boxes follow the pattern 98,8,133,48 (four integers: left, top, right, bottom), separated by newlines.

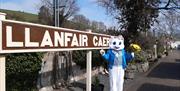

137,83,180,91
71,82,86,90
147,62,180,80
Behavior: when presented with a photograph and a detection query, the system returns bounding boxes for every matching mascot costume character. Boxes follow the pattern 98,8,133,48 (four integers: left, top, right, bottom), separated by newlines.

100,35,135,91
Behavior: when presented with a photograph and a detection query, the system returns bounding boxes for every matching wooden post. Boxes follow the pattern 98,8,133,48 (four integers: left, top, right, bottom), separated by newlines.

0,12,6,91
86,29,92,91
0,55,5,91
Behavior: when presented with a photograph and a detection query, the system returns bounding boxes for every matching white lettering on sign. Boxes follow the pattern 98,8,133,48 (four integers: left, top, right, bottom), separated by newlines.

71,34,79,46
82,35,88,46
25,27,39,47
93,36,109,46
93,36,98,46
64,32,72,47
40,30,53,47
98,37,102,46
54,31,64,47
4,24,109,49
103,37,109,46
6,26,23,47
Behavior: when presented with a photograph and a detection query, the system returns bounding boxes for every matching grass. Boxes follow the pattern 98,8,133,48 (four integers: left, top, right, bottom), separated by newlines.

0,9,38,23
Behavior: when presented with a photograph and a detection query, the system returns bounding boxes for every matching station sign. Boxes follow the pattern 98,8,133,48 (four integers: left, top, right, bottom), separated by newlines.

0,20,110,53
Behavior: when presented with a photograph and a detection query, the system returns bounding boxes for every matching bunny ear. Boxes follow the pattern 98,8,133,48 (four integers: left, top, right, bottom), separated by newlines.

117,35,124,40
109,36,114,43
109,36,115,41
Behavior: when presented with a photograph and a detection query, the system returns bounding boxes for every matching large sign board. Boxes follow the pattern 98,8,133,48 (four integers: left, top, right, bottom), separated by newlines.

0,20,110,53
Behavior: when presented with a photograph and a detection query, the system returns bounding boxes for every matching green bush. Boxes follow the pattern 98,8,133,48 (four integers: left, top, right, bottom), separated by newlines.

135,32,156,50
72,50,86,69
6,53,43,91
92,50,104,68
157,43,165,55
93,76,100,86
130,50,148,64
73,50,104,69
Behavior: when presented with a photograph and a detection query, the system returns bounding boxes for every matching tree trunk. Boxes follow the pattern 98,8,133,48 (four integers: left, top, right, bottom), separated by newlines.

37,51,73,90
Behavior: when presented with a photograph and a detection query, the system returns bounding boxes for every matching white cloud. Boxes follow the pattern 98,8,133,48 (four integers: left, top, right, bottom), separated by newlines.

1,0,41,14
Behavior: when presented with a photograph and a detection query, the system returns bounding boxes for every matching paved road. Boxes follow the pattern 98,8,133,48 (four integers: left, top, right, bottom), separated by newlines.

124,50,180,91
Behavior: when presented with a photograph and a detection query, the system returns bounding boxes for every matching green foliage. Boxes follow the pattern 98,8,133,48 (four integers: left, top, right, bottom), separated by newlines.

93,76,100,86
73,50,103,69
106,27,122,36
63,21,91,30
73,50,86,69
6,53,43,91
113,0,159,36
130,51,148,64
92,50,104,67
0,9,38,23
156,40,166,57
38,6,53,26
136,32,156,50
155,35,168,56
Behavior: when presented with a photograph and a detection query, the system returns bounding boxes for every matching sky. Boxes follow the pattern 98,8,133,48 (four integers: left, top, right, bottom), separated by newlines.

0,0,117,27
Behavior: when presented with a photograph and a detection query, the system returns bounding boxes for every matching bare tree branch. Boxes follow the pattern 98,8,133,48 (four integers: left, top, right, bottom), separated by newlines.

157,6,180,10
164,0,171,8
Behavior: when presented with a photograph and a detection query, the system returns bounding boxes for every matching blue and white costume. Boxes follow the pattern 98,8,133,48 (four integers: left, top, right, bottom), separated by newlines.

100,35,134,91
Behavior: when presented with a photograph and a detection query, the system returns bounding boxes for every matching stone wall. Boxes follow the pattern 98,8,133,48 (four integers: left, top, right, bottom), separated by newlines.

125,61,149,79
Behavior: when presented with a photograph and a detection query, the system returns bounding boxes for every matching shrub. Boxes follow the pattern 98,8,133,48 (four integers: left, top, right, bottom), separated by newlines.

6,53,43,91
130,50,149,64
73,50,103,69
72,50,86,69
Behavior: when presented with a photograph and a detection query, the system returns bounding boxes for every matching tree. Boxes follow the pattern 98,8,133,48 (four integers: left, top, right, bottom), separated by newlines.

91,21,107,32
72,14,90,25
98,0,180,40
97,21,107,31
39,0,79,26
71,14,107,33
157,11,180,36
70,14,91,29
106,27,122,36
38,6,53,25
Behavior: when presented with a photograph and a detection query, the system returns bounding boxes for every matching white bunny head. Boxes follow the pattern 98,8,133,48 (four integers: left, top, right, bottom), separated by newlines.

109,35,124,51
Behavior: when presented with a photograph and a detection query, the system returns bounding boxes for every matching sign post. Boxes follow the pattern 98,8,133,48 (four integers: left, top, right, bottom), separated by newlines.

0,55,5,91
86,29,92,91
0,12,6,91
86,50,92,91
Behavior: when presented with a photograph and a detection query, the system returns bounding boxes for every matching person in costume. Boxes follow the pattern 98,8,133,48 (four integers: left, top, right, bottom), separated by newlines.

100,35,135,91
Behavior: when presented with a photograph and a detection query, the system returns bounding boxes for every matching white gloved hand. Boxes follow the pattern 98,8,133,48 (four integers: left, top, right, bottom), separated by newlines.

131,52,135,58
100,49,105,55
